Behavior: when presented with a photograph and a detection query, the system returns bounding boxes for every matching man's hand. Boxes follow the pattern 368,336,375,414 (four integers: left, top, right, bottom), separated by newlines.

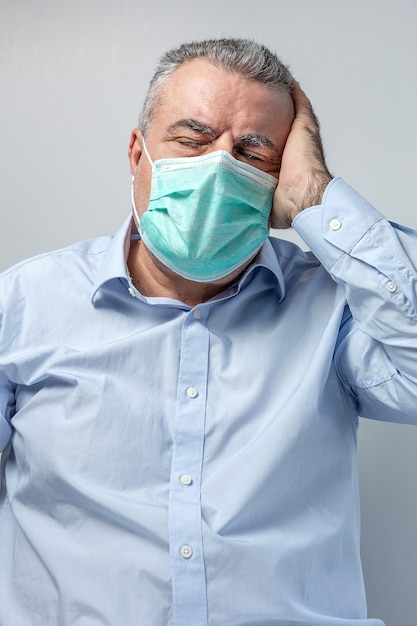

271,82,333,229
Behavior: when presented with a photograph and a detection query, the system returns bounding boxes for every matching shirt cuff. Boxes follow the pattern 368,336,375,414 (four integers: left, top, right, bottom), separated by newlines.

292,177,385,269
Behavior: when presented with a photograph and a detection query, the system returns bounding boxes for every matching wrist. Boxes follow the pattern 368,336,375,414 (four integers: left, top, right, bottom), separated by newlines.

300,169,333,213
270,169,333,229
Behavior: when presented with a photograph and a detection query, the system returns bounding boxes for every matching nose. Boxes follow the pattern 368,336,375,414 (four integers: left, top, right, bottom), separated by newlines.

211,132,234,155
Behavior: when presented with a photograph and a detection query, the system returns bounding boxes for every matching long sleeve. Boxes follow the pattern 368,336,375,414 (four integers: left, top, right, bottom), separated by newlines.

292,177,417,424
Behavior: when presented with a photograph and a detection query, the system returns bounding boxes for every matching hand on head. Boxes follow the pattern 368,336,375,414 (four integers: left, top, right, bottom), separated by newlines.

271,81,333,229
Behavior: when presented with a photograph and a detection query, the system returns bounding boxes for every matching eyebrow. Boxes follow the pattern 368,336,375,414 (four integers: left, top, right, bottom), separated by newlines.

238,134,277,151
166,118,216,137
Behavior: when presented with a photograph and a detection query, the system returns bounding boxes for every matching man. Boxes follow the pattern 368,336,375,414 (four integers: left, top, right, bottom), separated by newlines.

0,37,416,626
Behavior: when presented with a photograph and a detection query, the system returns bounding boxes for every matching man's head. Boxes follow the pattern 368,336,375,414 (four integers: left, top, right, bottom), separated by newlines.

127,38,296,295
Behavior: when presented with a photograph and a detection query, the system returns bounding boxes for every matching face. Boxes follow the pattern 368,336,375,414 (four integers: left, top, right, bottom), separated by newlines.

128,58,295,221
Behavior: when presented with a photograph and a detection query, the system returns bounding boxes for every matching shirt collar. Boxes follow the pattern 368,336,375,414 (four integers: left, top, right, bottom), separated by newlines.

238,237,286,301
91,217,286,304
90,215,134,303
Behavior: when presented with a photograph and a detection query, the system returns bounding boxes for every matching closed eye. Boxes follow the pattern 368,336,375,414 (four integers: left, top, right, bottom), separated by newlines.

235,147,263,161
178,139,211,148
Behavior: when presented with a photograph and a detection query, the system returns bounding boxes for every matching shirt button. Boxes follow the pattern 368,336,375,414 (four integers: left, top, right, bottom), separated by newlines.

180,474,192,486
329,218,342,231
180,545,193,559
128,286,136,298
186,387,198,399
193,309,201,320
386,281,397,293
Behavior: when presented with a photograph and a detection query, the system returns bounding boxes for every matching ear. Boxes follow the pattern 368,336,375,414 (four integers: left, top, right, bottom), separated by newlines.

128,128,143,175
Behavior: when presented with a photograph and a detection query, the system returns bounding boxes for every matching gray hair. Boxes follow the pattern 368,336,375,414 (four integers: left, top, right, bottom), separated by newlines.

138,38,293,137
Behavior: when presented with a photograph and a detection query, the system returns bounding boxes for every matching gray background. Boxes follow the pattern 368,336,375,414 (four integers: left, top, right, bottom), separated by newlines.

1,1,417,624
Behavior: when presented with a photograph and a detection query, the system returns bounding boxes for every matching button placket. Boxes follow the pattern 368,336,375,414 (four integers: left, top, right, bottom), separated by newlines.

168,312,209,623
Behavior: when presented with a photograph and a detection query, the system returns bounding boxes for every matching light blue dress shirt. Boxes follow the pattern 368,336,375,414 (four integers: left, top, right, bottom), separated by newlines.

0,178,416,625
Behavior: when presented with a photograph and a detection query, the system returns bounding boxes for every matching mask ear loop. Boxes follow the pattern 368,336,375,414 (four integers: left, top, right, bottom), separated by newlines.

131,138,154,229
142,138,154,166
131,176,141,229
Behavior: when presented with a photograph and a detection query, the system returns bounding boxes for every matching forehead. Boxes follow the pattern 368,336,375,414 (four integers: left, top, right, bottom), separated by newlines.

152,59,294,139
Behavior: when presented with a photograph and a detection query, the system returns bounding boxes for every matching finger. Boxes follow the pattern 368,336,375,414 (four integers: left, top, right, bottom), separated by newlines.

291,81,327,164
291,81,321,133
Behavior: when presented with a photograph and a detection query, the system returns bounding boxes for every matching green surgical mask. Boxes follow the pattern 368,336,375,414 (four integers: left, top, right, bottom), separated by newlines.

133,145,278,283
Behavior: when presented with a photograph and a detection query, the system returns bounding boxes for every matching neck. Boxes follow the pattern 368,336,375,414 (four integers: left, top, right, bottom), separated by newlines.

128,240,242,308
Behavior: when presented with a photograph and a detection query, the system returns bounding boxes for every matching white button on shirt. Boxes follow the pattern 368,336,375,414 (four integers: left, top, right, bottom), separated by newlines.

180,545,193,559
386,281,397,293
329,218,342,231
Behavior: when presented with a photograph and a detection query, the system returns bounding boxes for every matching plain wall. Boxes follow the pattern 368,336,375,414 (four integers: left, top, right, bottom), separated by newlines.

1,1,417,623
